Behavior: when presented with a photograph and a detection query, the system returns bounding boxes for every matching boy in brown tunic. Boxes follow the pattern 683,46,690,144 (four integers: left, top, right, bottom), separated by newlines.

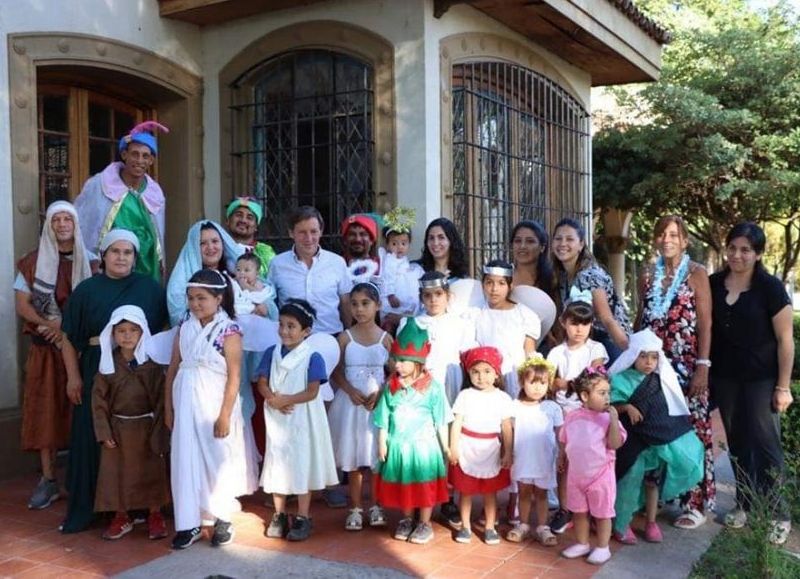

92,305,169,540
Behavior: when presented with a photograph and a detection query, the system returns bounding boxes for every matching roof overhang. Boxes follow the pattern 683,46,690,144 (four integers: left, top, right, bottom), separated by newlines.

158,0,668,86
435,0,668,86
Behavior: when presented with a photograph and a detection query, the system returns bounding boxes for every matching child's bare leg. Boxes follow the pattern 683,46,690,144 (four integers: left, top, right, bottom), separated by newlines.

517,483,533,526
645,482,659,524
297,493,312,518
557,471,567,507
573,512,590,544
484,492,498,529
595,517,611,548
506,492,518,521
459,494,473,530
533,486,550,527
419,507,433,524
402,508,414,519
40,449,55,480
273,494,287,514
349,470,363,509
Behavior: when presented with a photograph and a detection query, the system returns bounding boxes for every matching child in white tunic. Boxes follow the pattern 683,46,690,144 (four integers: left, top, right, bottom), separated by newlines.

258,299,338,542
508,355,563,546
473,260,541,399
233,253,274,317
413,272,477,405
546,298,608,535
328,283,392,531
449,346,513,545
165,269,255,550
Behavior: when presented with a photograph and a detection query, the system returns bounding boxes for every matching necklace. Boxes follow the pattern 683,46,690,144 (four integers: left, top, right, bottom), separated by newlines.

648,254,690,318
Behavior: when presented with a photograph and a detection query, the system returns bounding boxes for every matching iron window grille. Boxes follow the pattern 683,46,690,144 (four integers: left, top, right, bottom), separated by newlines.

452,61,591,273
229,49,375,253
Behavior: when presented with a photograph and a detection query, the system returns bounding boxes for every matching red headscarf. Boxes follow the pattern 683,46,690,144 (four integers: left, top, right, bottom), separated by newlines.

341,214,378,241
460,346,503,376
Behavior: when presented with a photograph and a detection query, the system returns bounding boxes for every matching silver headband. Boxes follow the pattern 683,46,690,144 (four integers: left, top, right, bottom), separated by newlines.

285,302,315,321
483,265,514,277
186,269,228,290
419,277,448,289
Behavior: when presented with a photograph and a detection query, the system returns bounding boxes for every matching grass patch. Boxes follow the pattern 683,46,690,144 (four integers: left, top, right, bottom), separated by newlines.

691,528,800,578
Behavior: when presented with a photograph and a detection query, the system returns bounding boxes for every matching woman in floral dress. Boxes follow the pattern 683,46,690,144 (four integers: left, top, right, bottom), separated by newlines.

636,215,714,529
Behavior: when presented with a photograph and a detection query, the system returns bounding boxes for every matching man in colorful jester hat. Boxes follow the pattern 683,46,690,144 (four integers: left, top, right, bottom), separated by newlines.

225,196,276,278
341,213,382,284
74,121,169,282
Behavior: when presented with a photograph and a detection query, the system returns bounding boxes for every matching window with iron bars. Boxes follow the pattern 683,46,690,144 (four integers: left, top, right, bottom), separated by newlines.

229,49,375,253
452,61,591,274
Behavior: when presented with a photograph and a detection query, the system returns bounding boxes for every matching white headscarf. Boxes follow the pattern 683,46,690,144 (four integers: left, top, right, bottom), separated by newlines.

98,305,152,374
100,228,140,253
32,201,93,319
608,329,689,417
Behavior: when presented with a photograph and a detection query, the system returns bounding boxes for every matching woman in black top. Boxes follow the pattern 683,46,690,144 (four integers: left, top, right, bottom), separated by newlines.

710,222,794,544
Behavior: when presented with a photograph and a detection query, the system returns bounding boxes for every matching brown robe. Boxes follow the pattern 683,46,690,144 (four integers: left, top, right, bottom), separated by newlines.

17,250,73,451
92,351,169,512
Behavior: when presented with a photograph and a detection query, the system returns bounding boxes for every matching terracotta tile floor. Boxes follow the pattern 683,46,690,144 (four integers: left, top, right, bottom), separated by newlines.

0,474,603,578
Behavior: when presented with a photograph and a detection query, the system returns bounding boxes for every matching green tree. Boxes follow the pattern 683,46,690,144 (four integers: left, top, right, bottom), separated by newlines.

594,0,800,279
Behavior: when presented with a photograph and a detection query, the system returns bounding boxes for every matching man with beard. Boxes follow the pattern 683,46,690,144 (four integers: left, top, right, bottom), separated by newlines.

341,214,381,284
74,122,168,282
225,196,275,278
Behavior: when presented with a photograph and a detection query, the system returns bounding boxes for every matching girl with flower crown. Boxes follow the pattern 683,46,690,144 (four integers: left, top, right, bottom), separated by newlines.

635,215,713,530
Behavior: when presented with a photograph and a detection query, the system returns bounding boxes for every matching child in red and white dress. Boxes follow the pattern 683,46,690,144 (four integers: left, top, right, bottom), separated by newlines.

448,346,513,546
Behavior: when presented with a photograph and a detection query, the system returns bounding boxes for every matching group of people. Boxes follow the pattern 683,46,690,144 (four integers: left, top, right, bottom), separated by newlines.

14,124,795,565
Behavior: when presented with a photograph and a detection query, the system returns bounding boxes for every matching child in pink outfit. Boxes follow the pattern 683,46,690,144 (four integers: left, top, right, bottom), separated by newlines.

558,367,626,566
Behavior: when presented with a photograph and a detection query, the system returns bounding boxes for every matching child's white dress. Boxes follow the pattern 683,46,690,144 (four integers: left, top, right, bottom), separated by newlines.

379,248,423,316
547,339,609,413
233,279,274,317
414,312,477,405
171,311,256,531
473,303,541,398
510,399,563,489
327,330,388,471
260,341,338,494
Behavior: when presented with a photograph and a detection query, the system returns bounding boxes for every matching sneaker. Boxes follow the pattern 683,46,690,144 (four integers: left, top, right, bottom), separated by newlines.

103,513,133,540
587,546,611,565
322,488,348,508
725,508,747,529
440,500,462,529
147,512,168,540
287,516,313,542
484,528,501,545
171,527,202,550
211,520,235,547
561,542,592,559
345,508,363,531
265,512,289,539
454,527,473,544
394,517,415,541
28,477,59,510
549,508,572,534
368,505,387,527
769,521,791,546
506,523,530,543
409,522,434,545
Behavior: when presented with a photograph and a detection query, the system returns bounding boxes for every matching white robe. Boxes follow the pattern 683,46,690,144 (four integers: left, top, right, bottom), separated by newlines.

171,312,256,531
260,342,338,494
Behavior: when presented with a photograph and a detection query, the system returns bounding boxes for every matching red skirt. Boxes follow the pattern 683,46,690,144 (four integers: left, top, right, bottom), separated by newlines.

374,475,449,510
448,464,510,494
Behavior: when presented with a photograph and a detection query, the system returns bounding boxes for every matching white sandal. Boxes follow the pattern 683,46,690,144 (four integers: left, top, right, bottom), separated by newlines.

536,525,558,546
673,508,707,530
368,505,387,527
345,507,363,531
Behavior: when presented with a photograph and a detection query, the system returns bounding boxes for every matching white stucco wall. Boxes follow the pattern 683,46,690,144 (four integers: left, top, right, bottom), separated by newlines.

0,0,202,409
198,0,592,253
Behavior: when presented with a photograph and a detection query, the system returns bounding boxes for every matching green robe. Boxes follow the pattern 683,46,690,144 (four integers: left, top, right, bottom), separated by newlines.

611,368,704,533
113,190,161,283
61,272,167,533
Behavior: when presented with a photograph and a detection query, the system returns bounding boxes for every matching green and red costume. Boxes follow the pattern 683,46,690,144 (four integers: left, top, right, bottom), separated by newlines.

373,318,451,509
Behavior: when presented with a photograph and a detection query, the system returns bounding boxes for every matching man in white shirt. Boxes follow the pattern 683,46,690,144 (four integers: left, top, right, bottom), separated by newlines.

268,206,353,335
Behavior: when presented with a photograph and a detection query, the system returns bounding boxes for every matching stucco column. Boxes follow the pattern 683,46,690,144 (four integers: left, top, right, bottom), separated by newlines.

601,208,633,298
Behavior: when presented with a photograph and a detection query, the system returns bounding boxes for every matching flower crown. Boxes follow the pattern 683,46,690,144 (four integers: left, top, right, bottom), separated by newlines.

517,353,557,382
383,207,416,234
584,364,608,378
